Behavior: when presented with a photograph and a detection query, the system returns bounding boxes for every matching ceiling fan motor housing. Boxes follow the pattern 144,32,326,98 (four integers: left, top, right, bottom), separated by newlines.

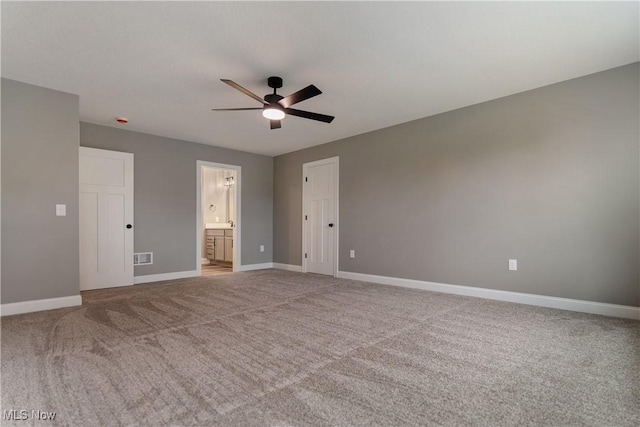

264,93,284,104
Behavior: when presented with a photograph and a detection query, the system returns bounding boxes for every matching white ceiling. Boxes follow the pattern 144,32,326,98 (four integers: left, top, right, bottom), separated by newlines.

2,2,638,156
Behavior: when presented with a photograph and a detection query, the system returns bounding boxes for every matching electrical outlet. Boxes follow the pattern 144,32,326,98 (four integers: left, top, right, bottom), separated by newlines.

508,259,518,271
260,245,264,252
56,204,66,216
350,250,355,258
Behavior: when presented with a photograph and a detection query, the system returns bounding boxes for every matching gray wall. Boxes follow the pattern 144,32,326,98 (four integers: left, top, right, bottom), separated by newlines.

1,78,80,304
274,63,640,307
80,123,273,275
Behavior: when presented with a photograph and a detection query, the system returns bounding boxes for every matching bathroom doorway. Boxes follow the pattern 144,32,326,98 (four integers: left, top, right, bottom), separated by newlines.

196,161,241,276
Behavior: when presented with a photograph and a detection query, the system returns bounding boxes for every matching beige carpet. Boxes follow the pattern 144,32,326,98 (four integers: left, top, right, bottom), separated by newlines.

1,269,639,426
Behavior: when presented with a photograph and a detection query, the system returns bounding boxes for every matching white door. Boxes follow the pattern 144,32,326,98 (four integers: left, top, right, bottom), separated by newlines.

303,158,338,275
79,147,134,290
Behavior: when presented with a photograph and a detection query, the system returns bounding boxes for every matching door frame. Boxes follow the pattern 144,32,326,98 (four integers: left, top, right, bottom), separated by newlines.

302,156,339,276
196,160,241,274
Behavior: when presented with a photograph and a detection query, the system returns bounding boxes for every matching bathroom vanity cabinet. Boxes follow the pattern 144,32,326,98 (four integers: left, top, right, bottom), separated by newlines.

224,236,233,262
205,229,233,263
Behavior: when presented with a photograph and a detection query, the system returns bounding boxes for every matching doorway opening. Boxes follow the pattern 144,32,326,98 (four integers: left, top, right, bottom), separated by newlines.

196,161,241,276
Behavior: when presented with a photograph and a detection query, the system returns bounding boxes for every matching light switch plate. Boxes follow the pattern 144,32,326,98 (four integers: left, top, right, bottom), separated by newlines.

260,245,265,252
350,250,355,258
56,204,66,216
508,259,518,271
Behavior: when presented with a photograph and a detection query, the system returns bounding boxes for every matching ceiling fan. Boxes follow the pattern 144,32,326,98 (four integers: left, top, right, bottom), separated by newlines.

212,76,335,129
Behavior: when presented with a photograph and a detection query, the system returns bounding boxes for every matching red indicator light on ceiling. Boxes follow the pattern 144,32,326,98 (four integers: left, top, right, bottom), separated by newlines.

116,117,128,124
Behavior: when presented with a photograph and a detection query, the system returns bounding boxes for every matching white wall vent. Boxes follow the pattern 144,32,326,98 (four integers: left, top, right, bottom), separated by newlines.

133,252,153,266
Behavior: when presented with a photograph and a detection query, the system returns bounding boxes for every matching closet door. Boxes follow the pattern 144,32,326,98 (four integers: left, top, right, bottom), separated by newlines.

79,147,134,290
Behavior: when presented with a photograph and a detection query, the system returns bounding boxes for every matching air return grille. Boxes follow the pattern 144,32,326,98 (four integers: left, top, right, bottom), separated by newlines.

133,252,153,266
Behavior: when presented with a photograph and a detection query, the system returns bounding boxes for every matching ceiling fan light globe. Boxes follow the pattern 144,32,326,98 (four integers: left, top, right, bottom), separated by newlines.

262,108,285,120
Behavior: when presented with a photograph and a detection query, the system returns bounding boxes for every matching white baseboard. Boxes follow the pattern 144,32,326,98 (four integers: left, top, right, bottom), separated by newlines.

272,263,302,272
337,270,640,320
135,263,291,280
235,263,302,272
236,263,274,272
1,295,82,317
134,270,199,284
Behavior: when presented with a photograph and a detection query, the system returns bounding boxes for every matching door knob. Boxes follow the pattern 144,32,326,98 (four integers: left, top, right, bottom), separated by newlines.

328,223,334,227
126,224,133,229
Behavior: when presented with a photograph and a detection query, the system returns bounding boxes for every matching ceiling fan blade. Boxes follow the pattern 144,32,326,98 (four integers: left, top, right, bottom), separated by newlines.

221,79,268,105
279,85,322,108
211,107,262,111
270,120,282,130
285,108,335,123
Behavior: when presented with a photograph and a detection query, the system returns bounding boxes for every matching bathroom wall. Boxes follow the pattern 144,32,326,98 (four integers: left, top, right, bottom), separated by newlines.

203,168,233,224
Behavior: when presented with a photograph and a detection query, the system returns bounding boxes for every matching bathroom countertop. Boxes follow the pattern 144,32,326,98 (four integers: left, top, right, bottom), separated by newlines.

205,222,233,229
